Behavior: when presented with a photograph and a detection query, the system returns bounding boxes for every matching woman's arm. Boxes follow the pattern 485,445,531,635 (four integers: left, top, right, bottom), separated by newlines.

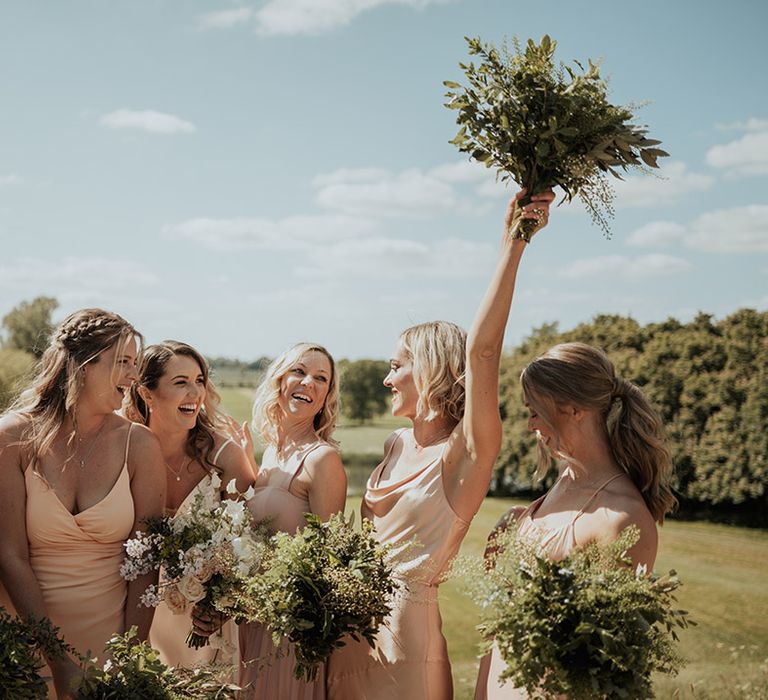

305,446,347,521
124,424,166,640
444,191,554,521
0,414,81,698
216,436,257,498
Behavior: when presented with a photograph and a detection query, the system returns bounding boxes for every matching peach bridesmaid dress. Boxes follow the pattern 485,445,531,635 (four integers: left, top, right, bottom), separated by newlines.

327,429,470,700
149,439,240,670
474,474,625,700
238,442,332,700
25,423,136,662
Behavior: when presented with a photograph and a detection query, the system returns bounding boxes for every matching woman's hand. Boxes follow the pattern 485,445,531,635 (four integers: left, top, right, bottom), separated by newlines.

191,604,227,637
223,416,259,477
505,189,555,242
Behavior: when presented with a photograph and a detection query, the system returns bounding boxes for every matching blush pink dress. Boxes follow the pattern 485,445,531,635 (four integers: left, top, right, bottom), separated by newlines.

27,424,136,664
327,429,471,700
474,474,625,700
238,442,334,700
149,439,239,670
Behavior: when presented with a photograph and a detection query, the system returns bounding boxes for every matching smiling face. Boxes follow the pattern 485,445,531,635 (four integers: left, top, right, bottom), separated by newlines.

143,353,206,432
384,339,419,419
81,334,139,412
278,350,332,423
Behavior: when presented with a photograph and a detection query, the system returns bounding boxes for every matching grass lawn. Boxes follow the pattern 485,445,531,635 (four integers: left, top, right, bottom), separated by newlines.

221,390,768,698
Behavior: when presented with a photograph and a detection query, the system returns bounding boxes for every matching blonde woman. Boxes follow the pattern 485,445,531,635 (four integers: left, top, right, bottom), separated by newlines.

0,309,166,699
125,341,255,669
239,342,346,700
327,190,555,699
474,342,676,699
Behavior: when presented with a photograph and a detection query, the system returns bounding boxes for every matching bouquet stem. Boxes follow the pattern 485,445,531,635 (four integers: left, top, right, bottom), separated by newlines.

186,630,210,650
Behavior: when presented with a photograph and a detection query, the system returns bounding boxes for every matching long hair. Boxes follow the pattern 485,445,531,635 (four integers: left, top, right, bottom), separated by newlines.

520,342,676,523
10,308,141,465
400,321,466,422
251,342,339,448
125,341,224,472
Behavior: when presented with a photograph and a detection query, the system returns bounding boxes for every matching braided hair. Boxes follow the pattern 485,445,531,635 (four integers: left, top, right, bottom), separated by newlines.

10,308,142,465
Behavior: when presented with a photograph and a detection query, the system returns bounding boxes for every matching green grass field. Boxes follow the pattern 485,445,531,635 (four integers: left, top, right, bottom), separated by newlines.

220,388,768,699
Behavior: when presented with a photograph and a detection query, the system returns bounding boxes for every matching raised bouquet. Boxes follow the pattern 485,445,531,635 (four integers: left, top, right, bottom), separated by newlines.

464,526,692,699
246,512,398,681
121,476,268,650
444,35,669,240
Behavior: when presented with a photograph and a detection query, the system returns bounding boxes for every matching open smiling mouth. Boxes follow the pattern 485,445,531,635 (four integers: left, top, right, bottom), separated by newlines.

178,403,199,415
291,393,312,404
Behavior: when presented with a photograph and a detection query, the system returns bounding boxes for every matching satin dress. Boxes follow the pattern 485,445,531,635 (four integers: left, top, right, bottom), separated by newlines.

327,429,471,700
474,474,625,699
24,424,136,665
238,442,333,700
148,439,240,670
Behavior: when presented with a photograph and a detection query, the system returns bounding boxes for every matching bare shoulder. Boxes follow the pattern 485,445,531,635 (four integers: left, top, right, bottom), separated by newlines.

383,429,405,453
596,486,658,568
304,444,345,476
0,412,29,443
126,422,162,460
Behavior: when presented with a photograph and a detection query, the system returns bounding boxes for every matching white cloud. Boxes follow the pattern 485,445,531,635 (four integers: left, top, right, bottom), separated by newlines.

314,167,457,218
685,205,768,253
560,254,692,280
715,117,768,133
100,109,196,134
0,174,21,186
197,8,254,29
295,236,495,280
626,221,687,247
164,214,378,250
706,131,768,177
253,0,447,37
614,161,714,208
0,257,157,294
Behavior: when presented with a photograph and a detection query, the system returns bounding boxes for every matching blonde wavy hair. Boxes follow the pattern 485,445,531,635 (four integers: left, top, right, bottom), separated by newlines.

9,308,141,465
125,341,225,472
399,321,467,422
520,342,676,523
251,343,339,448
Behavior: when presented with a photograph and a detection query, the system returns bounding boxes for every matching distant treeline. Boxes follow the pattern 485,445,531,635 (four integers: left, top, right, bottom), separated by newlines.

494,309,768,527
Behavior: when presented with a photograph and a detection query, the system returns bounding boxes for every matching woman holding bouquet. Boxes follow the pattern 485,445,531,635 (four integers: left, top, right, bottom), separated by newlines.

125,340,255,668
239,342,346,700
473,342,676,699
0,308,166,699
327,190,554,700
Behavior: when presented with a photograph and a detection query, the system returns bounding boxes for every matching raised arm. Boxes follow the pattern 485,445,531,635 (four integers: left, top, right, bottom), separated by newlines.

444,190,554,521
0,414,81,698
124,424,166,641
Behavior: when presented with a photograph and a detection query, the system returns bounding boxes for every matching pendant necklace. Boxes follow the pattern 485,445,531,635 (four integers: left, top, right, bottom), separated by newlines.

166,456,191,482
75,419,108,470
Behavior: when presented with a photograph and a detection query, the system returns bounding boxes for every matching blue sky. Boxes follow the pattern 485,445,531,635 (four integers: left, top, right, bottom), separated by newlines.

1,0,766,360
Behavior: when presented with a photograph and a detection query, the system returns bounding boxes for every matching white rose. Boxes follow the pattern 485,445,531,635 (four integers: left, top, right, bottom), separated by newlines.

177,575,207,604
164,584,189,615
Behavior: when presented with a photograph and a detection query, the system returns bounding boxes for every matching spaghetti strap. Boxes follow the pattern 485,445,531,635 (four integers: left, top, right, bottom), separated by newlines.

212,437,234,467
286,442,327,491
123,422,135,465
572,473,625,523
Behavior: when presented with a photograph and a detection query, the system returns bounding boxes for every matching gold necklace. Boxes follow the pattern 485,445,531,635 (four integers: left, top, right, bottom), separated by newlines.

74,419,108,470
166,456,191,482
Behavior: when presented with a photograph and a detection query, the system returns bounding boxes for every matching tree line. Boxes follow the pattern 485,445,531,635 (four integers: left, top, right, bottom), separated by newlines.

2,298,766,525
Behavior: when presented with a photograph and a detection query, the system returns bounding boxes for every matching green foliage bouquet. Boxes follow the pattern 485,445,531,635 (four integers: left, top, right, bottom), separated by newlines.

0,608,72,700
465,527,691,699
444,35,668,240
76,628,238,699
246,512,398,681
